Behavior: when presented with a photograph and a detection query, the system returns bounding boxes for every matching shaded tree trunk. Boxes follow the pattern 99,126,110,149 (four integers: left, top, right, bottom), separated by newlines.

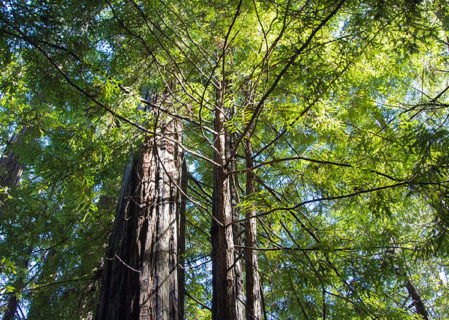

0,129,28,190
2,292,19,320
96,116,185,320
1,128,29,320
244,139,262,320
211,97,241,320
405,280,429,320
177,160,187,320
230,172,244,320
26,249,57,320
228,114,245,320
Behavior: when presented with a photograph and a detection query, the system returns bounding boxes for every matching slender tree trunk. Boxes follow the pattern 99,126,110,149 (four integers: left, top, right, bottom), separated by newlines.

405,280,429,320
244,139,262,320
227,112,245,320
96,116,185,320
26,249,57,319
1,255,30,320
230,170,244,320
177,160,187,320
387,239,429,320
211,98,240,320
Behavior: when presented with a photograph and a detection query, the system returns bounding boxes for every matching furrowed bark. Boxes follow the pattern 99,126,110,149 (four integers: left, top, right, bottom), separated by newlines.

244,139,262,320
211,98,240,320
231,171,245,320
96,116,184,320
227,110,244,320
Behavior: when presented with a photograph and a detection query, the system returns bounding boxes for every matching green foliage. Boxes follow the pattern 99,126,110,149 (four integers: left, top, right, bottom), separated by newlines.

0,0,449,319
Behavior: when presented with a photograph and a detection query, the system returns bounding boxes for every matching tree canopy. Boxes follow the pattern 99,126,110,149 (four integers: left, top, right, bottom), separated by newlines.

1,0,449,319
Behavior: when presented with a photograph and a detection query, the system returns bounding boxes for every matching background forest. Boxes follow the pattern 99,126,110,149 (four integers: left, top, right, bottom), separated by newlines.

0,0,449,319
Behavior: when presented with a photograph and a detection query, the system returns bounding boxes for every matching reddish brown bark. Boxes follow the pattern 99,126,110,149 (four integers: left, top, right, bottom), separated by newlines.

96,117,185,320
211,101,241,320
227,117,244,320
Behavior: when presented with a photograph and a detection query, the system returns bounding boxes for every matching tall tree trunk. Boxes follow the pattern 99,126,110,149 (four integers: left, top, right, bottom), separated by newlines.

230,170,244,320
227,113,244,320
211,100,240,320
177,160,187,320
244,139,262,320
1,128,29,320
96,116,185,320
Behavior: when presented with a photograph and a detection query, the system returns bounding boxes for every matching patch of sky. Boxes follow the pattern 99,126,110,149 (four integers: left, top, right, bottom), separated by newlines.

96,40,113,56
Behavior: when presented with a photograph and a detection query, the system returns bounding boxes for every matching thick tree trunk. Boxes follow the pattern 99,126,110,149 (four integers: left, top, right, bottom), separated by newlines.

1,128,28,320
211,102,240,320
0,129,28,190
244,139,262,320
96,117,185,320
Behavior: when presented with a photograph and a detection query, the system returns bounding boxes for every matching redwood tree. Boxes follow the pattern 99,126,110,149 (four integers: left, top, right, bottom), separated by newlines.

96,112,186,320
2,0,449,319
